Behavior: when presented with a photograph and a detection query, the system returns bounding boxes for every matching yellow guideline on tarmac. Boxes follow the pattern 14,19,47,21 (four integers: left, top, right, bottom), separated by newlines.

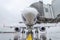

26,33,32,40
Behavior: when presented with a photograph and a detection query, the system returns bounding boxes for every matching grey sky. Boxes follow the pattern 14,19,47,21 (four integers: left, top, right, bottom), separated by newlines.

0,0,52,26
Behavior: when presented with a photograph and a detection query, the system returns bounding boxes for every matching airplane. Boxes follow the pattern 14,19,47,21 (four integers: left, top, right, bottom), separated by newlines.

3,7,59,40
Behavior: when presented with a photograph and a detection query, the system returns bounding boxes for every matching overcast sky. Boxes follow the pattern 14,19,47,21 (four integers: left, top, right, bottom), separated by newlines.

0,0,52,26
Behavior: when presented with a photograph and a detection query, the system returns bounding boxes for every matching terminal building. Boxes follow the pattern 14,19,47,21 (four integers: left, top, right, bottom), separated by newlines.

30,1,54,19
30,0,60,23
43,4,54,19
30,1,54,23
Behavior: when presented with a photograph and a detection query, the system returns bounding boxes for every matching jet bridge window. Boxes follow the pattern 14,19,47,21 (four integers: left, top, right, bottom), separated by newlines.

45,8,48,12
